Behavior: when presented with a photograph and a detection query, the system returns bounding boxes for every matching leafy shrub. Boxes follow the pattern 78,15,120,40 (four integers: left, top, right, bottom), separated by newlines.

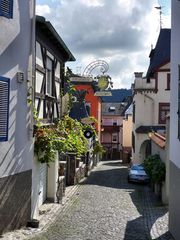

93,140,105,155
144,154,166,183
34,115,89,165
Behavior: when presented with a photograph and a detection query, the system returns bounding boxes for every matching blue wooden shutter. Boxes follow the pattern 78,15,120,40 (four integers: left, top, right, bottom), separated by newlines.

0,0,13,19
0,77,10,142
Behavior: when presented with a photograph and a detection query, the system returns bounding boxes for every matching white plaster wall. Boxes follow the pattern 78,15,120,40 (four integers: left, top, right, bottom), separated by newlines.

47,151,59,202
31,151,59,218
132,132,149,163
170,2,180,169
0,0,35,177
31,154,41,219
133,93,155,126
132,67,170,163
166,4,180,238
134,70,170,128
151,142,166,163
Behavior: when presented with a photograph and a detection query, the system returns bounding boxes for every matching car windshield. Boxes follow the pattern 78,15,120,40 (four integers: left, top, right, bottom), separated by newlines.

131,165,144,171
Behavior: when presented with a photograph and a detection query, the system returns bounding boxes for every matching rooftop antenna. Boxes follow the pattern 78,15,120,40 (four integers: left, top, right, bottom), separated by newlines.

155,6,163,29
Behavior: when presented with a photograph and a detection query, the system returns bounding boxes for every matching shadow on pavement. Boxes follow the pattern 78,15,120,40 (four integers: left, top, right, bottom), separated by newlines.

80,160,174,240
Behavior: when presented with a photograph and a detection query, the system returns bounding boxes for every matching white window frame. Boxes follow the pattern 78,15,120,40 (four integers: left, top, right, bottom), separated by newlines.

46,57,53,96
112,133,118,143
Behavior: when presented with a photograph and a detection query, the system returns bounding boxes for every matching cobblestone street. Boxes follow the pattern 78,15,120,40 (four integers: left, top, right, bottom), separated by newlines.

29,160,173,240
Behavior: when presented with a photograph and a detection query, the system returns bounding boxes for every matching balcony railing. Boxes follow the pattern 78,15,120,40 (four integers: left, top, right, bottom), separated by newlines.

102,120,121,126
133,78,156,92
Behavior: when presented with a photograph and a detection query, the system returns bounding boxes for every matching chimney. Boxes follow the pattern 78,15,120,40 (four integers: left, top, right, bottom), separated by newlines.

134,72,143,78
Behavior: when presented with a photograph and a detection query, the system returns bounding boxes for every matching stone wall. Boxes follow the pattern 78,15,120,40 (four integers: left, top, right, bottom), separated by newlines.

0,170,32,234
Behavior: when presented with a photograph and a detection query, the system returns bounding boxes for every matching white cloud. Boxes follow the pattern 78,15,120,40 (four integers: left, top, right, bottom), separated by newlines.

36,0,171,89
80,0,104,7
36,4,51,16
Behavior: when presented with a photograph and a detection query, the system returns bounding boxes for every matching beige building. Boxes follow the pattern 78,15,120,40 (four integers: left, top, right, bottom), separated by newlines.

122,105,132,163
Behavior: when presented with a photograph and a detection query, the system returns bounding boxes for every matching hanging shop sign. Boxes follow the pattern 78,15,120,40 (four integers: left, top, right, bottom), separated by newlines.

97,76,109,91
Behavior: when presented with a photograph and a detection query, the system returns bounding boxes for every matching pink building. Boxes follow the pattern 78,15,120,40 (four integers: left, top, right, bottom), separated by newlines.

101,89,132,160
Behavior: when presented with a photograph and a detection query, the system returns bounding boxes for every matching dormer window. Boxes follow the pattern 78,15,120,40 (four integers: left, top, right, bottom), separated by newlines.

0,0,13,19
112,133,118,142
109,106,115,112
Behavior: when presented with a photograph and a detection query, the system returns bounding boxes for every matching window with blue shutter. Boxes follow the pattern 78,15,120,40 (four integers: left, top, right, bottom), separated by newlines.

0,0,13,19
0,77,10,142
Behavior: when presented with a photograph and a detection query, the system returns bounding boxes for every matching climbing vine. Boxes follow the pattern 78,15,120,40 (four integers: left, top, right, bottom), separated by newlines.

34,115,89,165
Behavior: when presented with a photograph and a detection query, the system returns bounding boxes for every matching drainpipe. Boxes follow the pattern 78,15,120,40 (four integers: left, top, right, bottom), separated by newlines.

144,94,154,125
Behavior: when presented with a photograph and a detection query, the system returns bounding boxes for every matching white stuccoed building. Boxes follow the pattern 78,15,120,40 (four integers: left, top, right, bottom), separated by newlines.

132,29,170,164
169,1,180,239
0,0,35,233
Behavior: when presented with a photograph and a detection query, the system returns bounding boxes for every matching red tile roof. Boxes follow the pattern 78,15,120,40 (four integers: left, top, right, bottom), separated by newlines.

149,132,166,149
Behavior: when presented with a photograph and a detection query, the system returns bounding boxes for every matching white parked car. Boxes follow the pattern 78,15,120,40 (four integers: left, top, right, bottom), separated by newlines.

128,164,149,183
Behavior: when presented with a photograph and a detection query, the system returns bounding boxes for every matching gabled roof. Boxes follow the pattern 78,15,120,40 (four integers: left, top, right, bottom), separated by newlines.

101,89,132,103
36,15,75,62
146,28,170,78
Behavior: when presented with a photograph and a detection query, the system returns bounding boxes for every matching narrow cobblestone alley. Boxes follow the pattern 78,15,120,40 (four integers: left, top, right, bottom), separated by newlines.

29,161,173,240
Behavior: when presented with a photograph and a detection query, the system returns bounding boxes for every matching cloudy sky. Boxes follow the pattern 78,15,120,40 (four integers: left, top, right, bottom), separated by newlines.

36,0,171,89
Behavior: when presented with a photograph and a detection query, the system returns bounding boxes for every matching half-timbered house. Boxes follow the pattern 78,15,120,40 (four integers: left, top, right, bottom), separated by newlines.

31,16,75,217
35,15,75,122
0,8,75,233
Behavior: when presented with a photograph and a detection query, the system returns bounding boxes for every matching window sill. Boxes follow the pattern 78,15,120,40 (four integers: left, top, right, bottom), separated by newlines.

45,94,55,101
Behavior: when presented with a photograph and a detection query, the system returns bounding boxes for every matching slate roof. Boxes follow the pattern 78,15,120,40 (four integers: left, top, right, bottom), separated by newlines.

135,125,166,134
36,16,75,61
146,28,171,78
101,89,132,103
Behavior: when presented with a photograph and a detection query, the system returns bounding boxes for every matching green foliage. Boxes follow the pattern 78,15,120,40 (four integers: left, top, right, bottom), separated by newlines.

93,140,105,155
56,115,89,156
34,127,59,166
144,154,166,183
63,67,76,111
34,115,89,165
33,108,41,128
